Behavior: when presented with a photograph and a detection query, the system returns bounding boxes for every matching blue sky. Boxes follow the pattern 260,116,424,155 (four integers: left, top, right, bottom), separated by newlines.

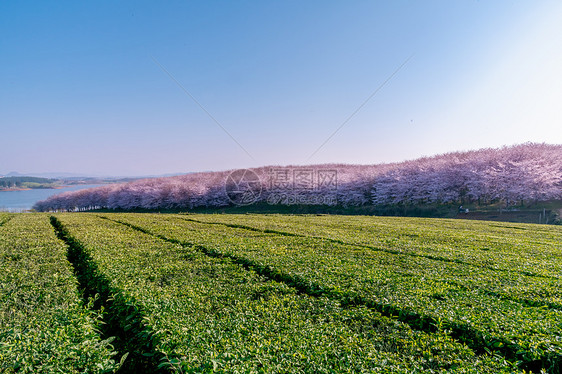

1,1,561,176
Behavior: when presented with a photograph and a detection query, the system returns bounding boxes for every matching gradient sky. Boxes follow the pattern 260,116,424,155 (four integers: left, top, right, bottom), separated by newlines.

1,1,561,176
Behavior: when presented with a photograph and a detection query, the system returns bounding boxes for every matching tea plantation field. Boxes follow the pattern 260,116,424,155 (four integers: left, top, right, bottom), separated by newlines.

1,212,561,373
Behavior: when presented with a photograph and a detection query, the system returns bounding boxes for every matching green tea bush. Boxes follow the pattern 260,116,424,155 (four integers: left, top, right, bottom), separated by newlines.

0,214,117,373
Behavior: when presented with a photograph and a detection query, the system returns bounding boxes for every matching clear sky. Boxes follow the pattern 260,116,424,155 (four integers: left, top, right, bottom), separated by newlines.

1,1,561,176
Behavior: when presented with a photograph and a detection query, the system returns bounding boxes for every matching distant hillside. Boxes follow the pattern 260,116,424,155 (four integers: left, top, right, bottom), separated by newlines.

0,176,58,190
34,143,562,215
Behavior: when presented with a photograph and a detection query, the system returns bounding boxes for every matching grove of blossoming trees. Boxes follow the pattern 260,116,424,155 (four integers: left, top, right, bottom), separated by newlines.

371,143,562,206
34,143,562,212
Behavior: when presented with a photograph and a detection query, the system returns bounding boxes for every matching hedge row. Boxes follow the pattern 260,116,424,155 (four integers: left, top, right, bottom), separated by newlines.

189,214,562,278
56,213,514,373
109,213,562,372
0,214,117,373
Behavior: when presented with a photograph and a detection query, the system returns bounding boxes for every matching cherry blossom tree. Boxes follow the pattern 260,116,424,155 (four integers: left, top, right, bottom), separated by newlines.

34,143,562,212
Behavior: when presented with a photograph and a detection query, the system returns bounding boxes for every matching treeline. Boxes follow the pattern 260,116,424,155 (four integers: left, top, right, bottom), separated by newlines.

0,176,56,189
371,143,561,206
34,143,562,212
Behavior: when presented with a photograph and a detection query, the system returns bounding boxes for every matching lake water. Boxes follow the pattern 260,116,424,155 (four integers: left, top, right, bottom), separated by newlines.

0,185,103,211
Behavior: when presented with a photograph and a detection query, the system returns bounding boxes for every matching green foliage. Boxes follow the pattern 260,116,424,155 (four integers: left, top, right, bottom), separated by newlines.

0,176,57,189
110,213,562,373
0,214,117,373
54,213,516,373
0,213,13,226
5,212,561,372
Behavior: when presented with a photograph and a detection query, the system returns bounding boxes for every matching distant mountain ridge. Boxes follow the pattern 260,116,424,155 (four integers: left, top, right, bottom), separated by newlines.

0,171,193,179
1,172,90,179
34,143,562,212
